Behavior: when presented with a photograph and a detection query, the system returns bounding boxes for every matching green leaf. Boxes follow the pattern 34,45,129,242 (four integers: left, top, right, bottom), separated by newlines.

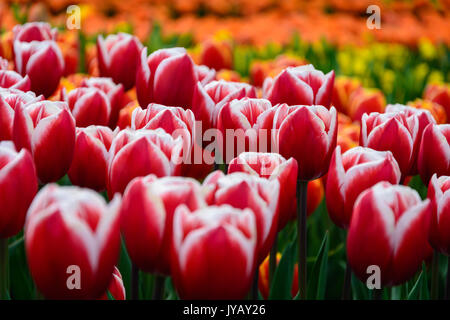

307,231,329,300
408,267,426,300
419,262,429,300
269,239,296,300
118,238,131,297
8,234,34,299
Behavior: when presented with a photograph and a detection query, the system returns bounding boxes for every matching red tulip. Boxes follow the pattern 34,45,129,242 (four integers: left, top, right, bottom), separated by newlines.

25,184,121,299
203,171,279,264
171,204,257,299
424,83,450,120
418,123,450,184
198,39,233,71
13,100,75,183
120,175,206,274
192,79,257,131
228,152,297,231
428,174,450,255
347,87,386,122
196,64,216,86
347,182,432,286
360,111,419,179
100,267,126,300
0,88,42,141
273,104,337,181
136,47,198,109
64,87,111,127
14,40,64,97
13,22,57,42
107,129,184,197
81,77,126,129
385,103,436,175
263,65,335,108
68,126,115,191
0,57,30,91
326,146,401,229
97,33,143,90
0,141,37,238
217,98,277,163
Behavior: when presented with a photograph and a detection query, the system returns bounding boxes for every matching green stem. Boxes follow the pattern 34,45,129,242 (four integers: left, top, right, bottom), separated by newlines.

341,259,352,300
446,256,450,300
268,234,278,288
251,268,259,300
297,180,308,300
131,263,139,300
431,250,439,300
152,275,165,300
0,238,9,300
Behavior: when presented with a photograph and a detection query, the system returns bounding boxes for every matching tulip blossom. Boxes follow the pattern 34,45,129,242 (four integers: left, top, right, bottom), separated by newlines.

360,111,419,179
13,22,57,42
136,47,198,109
25,185,121,299
13,100,75,183
171,204,257,299
0,141,37,238
347,87,386,122
217,98,277,162
97,33,143,90
0,88,42,141
81,77,126,128
263,64,335,108
326,146,401,229
258,253,299,299
428,174,450,255
332,76,362,115
228,152,297,231
203,171,279,264
68,126,115,191
100,267,126,300
198,39,233,71
0,58,30,91
107,129,184,197
64,87,111,127
408,99,447,124
120,175,206,274
418,124,450,184
273,104,337,181
347,182,432,286
14,40,64,97
192,79,257,131
424,83,450,120
196,65,216,86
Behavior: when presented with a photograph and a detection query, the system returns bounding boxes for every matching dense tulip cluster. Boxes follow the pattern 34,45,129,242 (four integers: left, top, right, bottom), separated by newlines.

0,17,449,302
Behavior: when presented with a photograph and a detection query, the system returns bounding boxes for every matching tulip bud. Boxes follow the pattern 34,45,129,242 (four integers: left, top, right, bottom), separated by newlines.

0,88,42,141
81,77,126,129
136,47,198,109
25,184,121,299
107,129,184,197
198,39,233,71
418,123,450,184
68,126,115,191
347,87,385,122
121,175,206,274
228,152,297,231
424,83,450,120
347,182,432,286
0,57,30,91
360,111,419,179
171,204,257,299
203,171,279,264
408,99,446,124
217,98,277,162
13,22,57,42
100,267,126,300
332,76,362,115
0,141,37,238
13,100,75,183
258,253,298,299
428,174,450,255
196,64,216,86
97,33,143,90
14,40,64,97
263,64,335,108
326,146,401,229
64,87,111,127
273,104,337,181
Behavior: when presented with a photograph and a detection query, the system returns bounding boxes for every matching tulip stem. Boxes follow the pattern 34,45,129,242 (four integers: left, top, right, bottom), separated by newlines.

297,179,308,300
341,259,352,300
131,263,139,300
152,275,165,300
446,256,450,300
269,234,278,287
251,268,259,300
431,250,439,300
0,238,8,300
